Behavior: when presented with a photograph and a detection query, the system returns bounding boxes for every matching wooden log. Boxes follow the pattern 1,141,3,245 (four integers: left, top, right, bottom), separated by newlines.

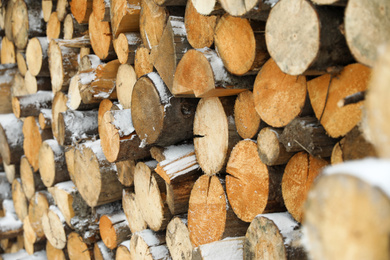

41,205,71,249
0,200,23,240
331,139,344,165
42,0,56,22
253,58,308,127
67,75,99,111
304,159,390,260
266,0,353,75
188,175,249,247
218,0,275,20
192,237,245,260
139,0,167,49
46,240,69,260
115,64,137,109
190,0,223,15
57,110,99,146
0,37,15,64
12,91,53,118
99,211,131,249
94,240,115,260
11,178,27,221
88,11,114,60
70,0,92,24
0,114,24,165
48,39,80,93
0,64,18,114
98,98,115,129
11,72,29,98
280,117,338,157
129,229,170,260
344,0,390,67
23,216,47,255
134,44,153,79
245,212,307,260
341,126,377,161
78,53,102,72
63,14,89,40
110,0,141,38
80,46,91,58
226,140,286,223
166,217,193,260
24,72,52,94
4,0,15,42
115,240,131,259
282,152,328,223
51,91,68,141
47,12,62,41
234,90,261,139
49,181,76,227
307,63,371,138
20,155,45,200
92,0,110,22
16,49,27,76
28,190,55,239
39,109,52,130
67,232,94,260
4,161,20,184
122,190,147,233
193,97,240,175
0,1,4,31
115,159,136,187
173,48,255,97
74,140,123,207
114,32,142,65
257,127,294,166
56,0,69,21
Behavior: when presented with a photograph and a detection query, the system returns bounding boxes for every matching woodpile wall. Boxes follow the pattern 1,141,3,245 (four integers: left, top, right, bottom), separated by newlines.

0,0,389,259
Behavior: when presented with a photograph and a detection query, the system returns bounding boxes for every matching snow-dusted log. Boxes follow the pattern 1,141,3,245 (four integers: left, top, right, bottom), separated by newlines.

122,190,147,233
0,200,23,240
99,211,131,249
114,32,142,64
38,109,52,130
26,37,49,77
166,217,193,260
94,240,115,260
129,229,170,260
20,156,45,200
0,64,18,114
115,240,131,259
0,114,24,165
193,237,245,260
41,205,71,249
49,181,76,227
12,91,53,119
63,13,89,40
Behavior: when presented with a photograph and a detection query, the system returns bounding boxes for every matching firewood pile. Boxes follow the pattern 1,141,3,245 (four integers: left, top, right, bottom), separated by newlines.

0,0,389,259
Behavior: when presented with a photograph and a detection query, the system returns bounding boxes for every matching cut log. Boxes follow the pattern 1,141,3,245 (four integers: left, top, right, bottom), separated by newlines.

70,0,92,24
74,140,123,207
39,109,52,130
0,114,24,165
188,175,249,247
166,217,193,260
16,49,27,76
234,90,261,139
80,46,91,58
253,58,308,128
92,0,110,22
331,139,344,165
50,181,76,227
307,63,371,138
0,64,18,114
0,37,15,64
193,97,241,175
134,44,153,79
129,229,169,260
190,0,223,15
110,0,141,38
4,0,15,42
266,0,353,75
94,240,115,260
28,190,55,239
98,98,114,129
139,0,167,49
64,146,77,185
56,0,69,21
134,161,172,231
63,13,89,40
0,200,23,240
51,91,68,141
67,75,99,111
192,237,245,260
23,215,46,255
88,11,114,60
304,159,390,260
226,140,286,223
54,35,91,48
41,205,71,249
42,0,56,22
344,0,390,67
11,72,29,97
47,12,62,41
12,91,53,118
173,48,255,97
67,232,94,260
280,117,338,157
114,32,142,65
184,0,217,49
99,211,131,249
20,155,45,200
78,54,102,72
257,127,294,166
57,110,99,146
46,240,69,260
4,161,20,184
116,159,136,187
341,126,377,161
48,39,80,93
116,64,137,109
11,178,27,221
282,152,328,223
132,72,198,147
115,240,131,259
24,72,52,94
245,212,307,260
122,190,147,233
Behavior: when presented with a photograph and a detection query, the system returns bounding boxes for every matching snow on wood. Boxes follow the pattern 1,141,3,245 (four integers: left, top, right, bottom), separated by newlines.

170,16,187,37
0,114,24,147
0,199,23,232
193,237,245,260
197,47,229,83
54,180,76,194
147,72,171,105
1,249,47,260
111,109,135,136
96,240,115,260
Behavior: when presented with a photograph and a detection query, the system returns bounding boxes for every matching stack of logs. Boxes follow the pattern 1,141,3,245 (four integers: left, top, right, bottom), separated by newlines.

0,0,388,259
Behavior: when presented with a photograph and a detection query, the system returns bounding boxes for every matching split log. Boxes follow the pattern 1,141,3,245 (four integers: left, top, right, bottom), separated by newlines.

193,97,241,175
234,90,261,139
94,240,115,260
16,50,27,76
67,232,94,260
46,240,69,260
226,140,286,223
190,0,223,15
188,175,249,247
63,13,89,40
49,181,76,227
88,11,114,60
344,0,390,67
116,64,137,109
132,72,198,147
304,159,390,260
0,114,24,165
74,140,123,207
0,200,23,240
12,91,53,118
28,190,55,239
139,0,167,49
166,217,193,260
253,58,308,128
192,237,245,260
11,178,27,221
0,64,18,114
265,0,353,75
47,12,62,41
42,0,56,22
51,91,68,141
99,212,131,249
245,212,307,260
48,39,80,93
134,44,153,78
24,72,52,94
0,37,15,64
57,110,99,146
134,161,172,231
92,0,110,22
257,127,294,166
4,162,20,184
114,32,142,65
22,116,53,172
173,48,255,97
129,229,169,260
20,156,45,200
70,0,92,24
184,0,217,49
56,0,69,21
39,109,52,130
116,159,136,187
41,205,71,249
115,240,131,259
122,190,147,233
280,117,338,157
282,152,328,223
110,0,141,38
307,63,371,138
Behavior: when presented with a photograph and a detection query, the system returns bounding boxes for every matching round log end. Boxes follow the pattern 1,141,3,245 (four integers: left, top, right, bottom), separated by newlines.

115,33,130,64
48,40,64,93
42,209,67,249
11,97,21,119
16,51,27,76
166,217,193,260
12,179,28,221
234,90,261,139
20,156,36,200
191,0,217,15
134,45,153,79
11,0,29,50
99,215,119,249
63,14,74,40
26,38,44,77
22,117,43,172
116,64,137,109
39,141,57,187
67,232,92,260
100,111,121,163
47,12,61,41
89,11,112,60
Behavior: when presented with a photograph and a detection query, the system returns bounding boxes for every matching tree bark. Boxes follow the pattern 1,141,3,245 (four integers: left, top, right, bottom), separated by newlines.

99,211,131,249
122,190,147,233
0,114,24,165
20,155,45,200
234,90,261,139
12,91,53,118
116,63,137,109
114,32,142,65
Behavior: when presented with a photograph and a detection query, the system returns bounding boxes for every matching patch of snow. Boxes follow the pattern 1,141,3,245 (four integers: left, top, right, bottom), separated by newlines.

55,181,76,193
0,114,23,147
149,245,171,260
120,240,131,251
96,240,114,260
79,71,97,85
196,237,244,260
264,0,279,7
170,17,186,37
145,160,158,169
147,72,171,104
197,48,230,84
125,33,142,45
49,205,66,224
1,250,47,260
137,229,160,247
112,109,135,136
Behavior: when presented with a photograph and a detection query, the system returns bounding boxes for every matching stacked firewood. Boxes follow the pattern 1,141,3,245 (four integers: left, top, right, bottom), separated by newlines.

0,0,389,259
